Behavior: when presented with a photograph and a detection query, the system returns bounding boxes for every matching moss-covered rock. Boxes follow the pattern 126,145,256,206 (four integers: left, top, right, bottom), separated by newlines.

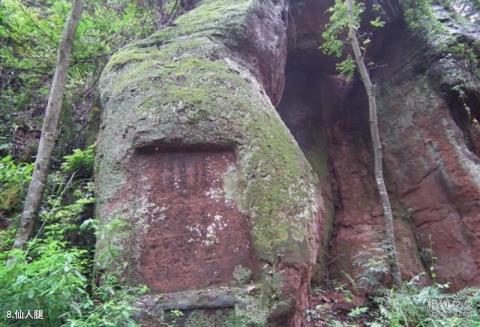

95,0,319,325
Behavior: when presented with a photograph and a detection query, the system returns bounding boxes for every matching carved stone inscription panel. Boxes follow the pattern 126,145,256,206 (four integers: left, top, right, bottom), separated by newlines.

133,148,254,292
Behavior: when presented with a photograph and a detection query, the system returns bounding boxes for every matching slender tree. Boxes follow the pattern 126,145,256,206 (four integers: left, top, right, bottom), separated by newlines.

12,0,84,250
322,0,402,287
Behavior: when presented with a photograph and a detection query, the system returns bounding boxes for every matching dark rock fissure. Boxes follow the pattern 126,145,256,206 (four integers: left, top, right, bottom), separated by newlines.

277,63,344,284
279,0,390,286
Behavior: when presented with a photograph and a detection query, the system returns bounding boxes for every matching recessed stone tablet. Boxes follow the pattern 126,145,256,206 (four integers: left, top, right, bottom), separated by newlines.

132,147,255,292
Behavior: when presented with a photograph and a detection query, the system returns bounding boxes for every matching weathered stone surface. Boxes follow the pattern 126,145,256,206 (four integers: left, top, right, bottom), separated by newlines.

132,147,255,293
277,68,426,287
323,6,480,290
378,76,480,289
95,0,480,325
325,83,427,285
281,0,480,293
373,12,480,288
95,0,321,325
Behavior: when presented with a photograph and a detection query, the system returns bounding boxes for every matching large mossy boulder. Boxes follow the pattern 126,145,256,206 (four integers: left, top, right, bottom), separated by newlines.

95,0,321,325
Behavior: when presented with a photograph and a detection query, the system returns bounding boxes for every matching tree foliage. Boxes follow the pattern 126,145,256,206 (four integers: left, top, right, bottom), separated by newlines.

0,156,33,215
0,145,147,326
444,0,480,21
320,0,364,60
0,0,155,158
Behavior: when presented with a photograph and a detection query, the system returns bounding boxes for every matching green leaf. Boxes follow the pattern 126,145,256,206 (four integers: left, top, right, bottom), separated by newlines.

336,57,356,78
370,17,385,28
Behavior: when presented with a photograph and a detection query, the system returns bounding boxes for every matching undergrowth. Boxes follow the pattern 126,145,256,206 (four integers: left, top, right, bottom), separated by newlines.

0,147,146,326
0,156,33,216
318,244,480,327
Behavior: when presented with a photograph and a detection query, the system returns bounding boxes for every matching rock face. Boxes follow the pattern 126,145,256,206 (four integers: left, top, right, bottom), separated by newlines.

95,0,322,325
133,147,256,293
96,0,480,325
280,0,480,292
373,13,480,289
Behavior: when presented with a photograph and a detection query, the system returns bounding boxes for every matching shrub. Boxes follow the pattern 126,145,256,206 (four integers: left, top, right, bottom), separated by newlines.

0,151,146,326
0,239,89,326
370,276,480,327
61,145,95,176
0,155,33,214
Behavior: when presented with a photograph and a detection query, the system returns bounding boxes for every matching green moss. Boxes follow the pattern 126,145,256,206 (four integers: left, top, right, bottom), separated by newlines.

184,310,231,327
225,306,268,327
105,38,240,103
137,0,253,46
102,35,317,264
233,265,252,285
224,272,283,327
139,58,250,113
97,1,319,319
106,46,157,72
244,118,316,263
304,131,330,181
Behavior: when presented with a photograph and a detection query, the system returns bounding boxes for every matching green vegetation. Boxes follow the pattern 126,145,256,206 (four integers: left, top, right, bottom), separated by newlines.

311,243,480,326
1,238,90,326
320,276,480,327
0,156,33,215
0,0,154,158
400,0,479,78
371,280,480,326
0,146,147,326
61,144,95,175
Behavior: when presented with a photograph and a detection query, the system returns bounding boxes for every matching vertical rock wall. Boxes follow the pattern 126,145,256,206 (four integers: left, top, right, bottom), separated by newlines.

373,14,480,289
282,0,480,292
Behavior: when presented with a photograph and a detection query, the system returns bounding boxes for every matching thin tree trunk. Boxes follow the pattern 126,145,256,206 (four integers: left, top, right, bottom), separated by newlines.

12,0,84,250
346,0,402,288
